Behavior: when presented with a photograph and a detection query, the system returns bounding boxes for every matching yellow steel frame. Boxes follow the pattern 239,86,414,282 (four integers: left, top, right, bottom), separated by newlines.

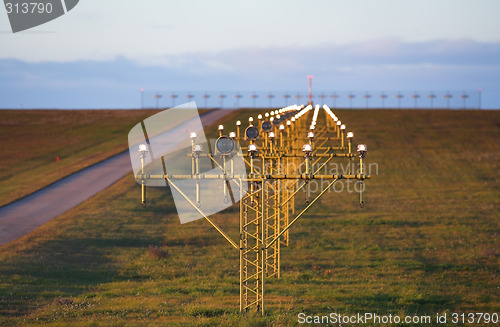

138,104,370,314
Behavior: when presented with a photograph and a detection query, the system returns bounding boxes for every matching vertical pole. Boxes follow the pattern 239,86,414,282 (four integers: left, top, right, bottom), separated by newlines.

261,179,266,315
305,155,310,176
308,75,313,106
479,88,482,110
262,155,265,175
223,157,227,199
359,157,364,206
140,88,144,109
348,140,352,175
191,140,195,176
141,154,145,205
239,179,244,312
196,154,200,205
277,179,281,278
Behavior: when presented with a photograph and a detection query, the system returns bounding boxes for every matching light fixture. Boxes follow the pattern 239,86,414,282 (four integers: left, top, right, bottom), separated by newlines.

218,124,224,131
340,124,346,130
248,143,258,155
236,120,241,126
245,126,259,140
310,125,315,130
276,114,281,119
279,124,285,130
193,144,203,153
265,113,269,117
138,144,148,153
302,143,313,154
334,117,338,122
291,117,296,122
258,114,262,119
190,132,197,139
229,132,236,138
287,120,291,126
216,136,235,154
347,132,354,138
307,131,314,139
268,131,275,139
270,117,274,122
262,121,272,131
357,144,367,158
337,121,341,126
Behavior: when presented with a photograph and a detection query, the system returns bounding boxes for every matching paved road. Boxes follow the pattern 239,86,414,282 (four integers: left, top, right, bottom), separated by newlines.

0,109,232,245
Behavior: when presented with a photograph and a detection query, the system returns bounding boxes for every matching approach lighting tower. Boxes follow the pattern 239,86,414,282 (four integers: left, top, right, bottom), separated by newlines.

133,103,371,314
307,75,313,106
202,93,210,108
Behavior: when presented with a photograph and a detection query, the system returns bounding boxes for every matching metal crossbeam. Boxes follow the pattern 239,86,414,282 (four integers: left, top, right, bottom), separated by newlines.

137,104,370,314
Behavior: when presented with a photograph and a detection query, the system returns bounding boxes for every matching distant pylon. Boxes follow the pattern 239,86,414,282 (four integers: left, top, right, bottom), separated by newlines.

307,75,313,106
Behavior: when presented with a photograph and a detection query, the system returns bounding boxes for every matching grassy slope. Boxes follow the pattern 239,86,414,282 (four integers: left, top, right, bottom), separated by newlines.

0,109,499,326
0,109,163,207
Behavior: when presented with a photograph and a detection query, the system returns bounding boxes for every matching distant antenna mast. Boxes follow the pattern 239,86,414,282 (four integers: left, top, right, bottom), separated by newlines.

307,75,313,106
250,93,258,108
282,93,291,106
379,93,387,109
153,93,162,109
428,92,436,109
331,93,339,108
444,92,452,109
186,93,195,103
218,93,226,108
459,91,469,109
363,93,371,109
395,92,403,109
234,93,243,108
169,93,178,107
478,88,482,109
140,88,144,109
411,93,420,108
266,92,275,108
201,93,210,108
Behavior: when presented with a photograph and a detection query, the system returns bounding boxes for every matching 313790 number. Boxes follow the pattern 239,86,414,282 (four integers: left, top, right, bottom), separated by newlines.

5,2,53,14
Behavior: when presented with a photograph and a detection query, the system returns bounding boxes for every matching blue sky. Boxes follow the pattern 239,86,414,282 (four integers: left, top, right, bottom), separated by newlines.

0,0,499,108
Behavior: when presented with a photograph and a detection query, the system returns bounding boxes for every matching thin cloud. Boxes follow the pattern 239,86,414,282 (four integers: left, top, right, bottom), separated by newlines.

0,39,499,108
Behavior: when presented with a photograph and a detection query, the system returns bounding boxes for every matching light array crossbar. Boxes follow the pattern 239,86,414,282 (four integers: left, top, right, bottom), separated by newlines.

136,103,370,314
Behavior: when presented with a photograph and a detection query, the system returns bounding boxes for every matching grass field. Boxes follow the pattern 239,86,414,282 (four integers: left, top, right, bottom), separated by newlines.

0,109,164,207
0,109,499,326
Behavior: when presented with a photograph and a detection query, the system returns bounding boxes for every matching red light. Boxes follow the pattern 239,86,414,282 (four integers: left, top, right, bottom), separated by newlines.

140,88,144,92
307,75,314,79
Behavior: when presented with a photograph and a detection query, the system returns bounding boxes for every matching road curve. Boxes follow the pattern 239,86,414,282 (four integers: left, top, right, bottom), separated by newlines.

0,109,233,246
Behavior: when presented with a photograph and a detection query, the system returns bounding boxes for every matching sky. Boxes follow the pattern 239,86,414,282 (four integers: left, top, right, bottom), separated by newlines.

0,0,499,109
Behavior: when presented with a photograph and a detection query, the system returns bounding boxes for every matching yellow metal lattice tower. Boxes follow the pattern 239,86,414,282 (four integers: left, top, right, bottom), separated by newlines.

137,103,370,314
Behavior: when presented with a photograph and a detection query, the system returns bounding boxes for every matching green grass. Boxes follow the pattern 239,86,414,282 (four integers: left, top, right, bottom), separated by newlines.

0,109,499,326
0,109,164,207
